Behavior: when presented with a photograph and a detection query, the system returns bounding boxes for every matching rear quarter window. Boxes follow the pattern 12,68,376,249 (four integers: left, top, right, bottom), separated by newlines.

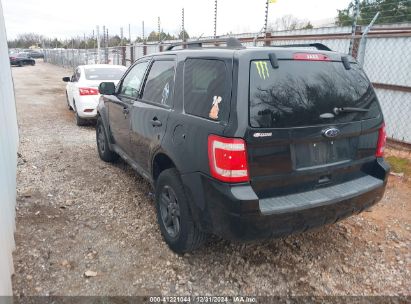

183,59,229,122
249,60,381,128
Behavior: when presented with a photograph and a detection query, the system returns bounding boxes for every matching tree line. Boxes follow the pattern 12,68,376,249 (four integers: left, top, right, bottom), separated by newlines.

8,30,191,49
336,0,411,26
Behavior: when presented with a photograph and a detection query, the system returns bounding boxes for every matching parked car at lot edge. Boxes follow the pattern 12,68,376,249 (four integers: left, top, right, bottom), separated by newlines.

95,39,389,253
9,53,35,67
27,50,44,59
62,64,127,126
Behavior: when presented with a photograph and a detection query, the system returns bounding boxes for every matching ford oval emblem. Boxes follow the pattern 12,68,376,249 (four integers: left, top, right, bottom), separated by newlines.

323,127,340,138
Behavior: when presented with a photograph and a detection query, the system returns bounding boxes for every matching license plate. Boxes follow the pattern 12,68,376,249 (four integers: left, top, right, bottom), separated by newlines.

294,138,354,169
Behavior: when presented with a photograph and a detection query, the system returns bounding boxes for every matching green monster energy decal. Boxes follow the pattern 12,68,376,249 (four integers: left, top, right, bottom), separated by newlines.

254,61,270,80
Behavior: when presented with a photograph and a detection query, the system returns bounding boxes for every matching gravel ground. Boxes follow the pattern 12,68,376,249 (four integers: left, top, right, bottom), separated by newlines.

11,61,411,296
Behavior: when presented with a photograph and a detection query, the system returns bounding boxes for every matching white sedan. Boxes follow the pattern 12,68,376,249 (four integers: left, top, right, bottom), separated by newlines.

63,64,127,126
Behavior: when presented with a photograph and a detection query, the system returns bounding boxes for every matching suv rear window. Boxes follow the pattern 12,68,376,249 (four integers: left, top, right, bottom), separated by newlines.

184,59,229,122
249,60,380,128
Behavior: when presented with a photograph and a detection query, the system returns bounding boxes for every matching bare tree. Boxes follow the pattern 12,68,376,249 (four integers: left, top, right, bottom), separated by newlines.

268,15,312,31
8,33,45,48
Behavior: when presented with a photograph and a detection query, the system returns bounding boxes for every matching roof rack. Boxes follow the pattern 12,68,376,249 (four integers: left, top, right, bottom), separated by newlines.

275,43,332,51
165,37,244,51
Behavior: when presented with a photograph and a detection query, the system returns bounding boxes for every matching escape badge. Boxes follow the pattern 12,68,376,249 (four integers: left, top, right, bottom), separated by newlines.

254,61,270,79
209,96,222,120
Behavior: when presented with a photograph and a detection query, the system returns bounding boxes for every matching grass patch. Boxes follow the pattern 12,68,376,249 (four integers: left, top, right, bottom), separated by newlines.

386,155,411,176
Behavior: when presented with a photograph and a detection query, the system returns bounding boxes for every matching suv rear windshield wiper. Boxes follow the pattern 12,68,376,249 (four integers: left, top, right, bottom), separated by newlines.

333,107,369,115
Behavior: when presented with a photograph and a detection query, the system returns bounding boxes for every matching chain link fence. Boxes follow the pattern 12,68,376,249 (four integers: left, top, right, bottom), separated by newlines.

44,46,126,68
361,33,411,144
44,24,411,144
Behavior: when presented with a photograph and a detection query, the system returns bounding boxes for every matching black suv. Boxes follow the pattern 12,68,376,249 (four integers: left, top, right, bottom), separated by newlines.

96,39,389,253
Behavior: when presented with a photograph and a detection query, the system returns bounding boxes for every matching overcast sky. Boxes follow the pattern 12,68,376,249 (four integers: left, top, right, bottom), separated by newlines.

2,0,351,40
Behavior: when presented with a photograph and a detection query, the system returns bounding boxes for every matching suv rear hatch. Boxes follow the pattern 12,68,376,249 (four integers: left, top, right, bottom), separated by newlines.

245,50,385,199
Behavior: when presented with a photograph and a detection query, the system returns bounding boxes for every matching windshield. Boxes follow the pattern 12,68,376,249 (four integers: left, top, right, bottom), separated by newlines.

249,60,380,128
84,67,126,81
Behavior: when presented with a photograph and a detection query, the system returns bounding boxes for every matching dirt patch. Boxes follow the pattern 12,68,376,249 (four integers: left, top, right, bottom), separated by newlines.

38,87,64,95
12,62,411,296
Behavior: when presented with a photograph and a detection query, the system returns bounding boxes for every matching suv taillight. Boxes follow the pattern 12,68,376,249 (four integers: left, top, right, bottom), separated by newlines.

79,87,99,96
376,123,386,157
208,135,249,183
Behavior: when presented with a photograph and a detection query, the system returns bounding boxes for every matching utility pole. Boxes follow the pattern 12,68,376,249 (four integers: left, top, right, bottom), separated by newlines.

158,17,161,42
92,30,95,49
349,0,360,56
128,24,131,43
181,8,185,41
213,0,218,38
96,25,100,63
105,27,109,64
142,21,145,41
120,27,124,46
102,25,106,48
264,0,269,35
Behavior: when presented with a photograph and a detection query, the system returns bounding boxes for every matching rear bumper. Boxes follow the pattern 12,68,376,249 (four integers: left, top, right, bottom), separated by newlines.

181,158,389,241
76,95,99,119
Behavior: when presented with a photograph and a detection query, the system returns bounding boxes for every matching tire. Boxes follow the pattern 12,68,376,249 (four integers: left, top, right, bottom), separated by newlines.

155,168,208,253
96,116,118,162
73,100,87,126
31,61,35,66
66,92,73,110
75,111,87,126
18,61,23,67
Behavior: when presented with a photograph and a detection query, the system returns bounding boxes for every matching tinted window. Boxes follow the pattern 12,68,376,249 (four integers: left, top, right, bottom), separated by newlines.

249,60,380,128
142,60,175,105
72,68,80,82
120,61,149,99
184,59,228,121
85,67,126,80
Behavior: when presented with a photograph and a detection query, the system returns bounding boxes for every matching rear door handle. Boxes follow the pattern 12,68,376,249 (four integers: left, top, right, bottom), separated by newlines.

150,118,162,127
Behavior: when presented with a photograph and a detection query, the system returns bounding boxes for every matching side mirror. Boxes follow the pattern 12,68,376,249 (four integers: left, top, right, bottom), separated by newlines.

99,82,116,95
62,77,71,82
